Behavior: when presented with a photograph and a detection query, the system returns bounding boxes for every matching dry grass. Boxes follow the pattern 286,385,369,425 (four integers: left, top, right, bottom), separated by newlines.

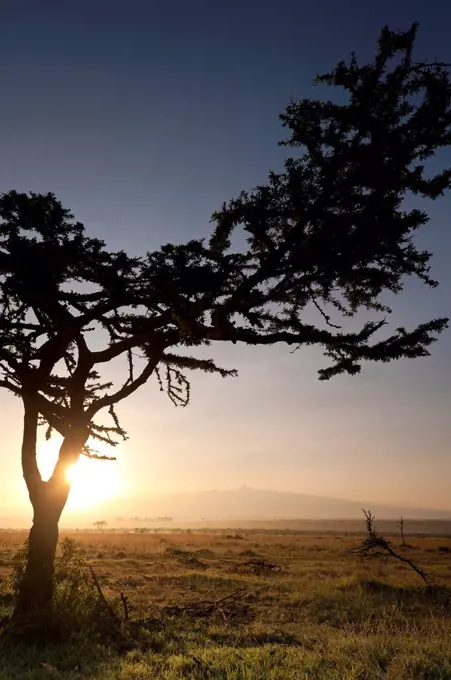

0,529,451,678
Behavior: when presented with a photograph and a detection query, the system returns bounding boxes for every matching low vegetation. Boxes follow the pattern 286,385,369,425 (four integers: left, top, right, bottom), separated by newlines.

0,528,451,678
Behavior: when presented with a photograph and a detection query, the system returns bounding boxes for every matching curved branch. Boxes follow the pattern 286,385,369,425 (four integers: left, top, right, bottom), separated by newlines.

90,312,172,364
0,379,21,396
21,396,43,506
35,393,70,437
86,355,161,417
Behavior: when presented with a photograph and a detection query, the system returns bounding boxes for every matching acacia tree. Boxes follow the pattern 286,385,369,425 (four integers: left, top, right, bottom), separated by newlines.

0,24,450,615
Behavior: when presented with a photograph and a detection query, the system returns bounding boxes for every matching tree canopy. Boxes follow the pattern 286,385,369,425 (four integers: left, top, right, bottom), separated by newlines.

0,23,449,463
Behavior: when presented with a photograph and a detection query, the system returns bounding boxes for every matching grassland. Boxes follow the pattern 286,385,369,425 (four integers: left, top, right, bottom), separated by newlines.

0,528,451,679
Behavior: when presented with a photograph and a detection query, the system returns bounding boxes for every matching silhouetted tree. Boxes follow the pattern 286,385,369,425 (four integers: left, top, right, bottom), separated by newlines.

0,23,450,618
398,516,406,547
93,521,107,532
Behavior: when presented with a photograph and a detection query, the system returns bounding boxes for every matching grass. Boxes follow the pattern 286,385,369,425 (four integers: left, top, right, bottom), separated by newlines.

0,529,451,678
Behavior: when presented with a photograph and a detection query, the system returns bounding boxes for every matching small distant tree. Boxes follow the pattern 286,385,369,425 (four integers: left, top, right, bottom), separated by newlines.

93,521,107,532
398,516,406,547
0,24,450,619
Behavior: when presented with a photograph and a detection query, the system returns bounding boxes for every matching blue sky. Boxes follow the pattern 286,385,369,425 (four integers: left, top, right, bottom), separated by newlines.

0,0,450,515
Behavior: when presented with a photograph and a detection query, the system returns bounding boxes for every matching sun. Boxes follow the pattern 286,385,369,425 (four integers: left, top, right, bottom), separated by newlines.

37,437,120,510
65,455,119,510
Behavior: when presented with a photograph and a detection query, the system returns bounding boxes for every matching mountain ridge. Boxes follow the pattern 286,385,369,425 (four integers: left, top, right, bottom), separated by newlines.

103,485,451,521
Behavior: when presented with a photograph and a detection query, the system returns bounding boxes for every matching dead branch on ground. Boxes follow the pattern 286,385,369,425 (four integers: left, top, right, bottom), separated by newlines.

120,593,129,622
353,510,428,583
162,587,248,618
87,564,122,622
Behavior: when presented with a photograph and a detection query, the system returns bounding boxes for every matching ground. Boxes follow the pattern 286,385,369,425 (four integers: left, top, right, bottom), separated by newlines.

0,528,451,679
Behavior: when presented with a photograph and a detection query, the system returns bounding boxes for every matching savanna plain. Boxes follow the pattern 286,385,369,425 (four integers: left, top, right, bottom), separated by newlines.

1,527,451,680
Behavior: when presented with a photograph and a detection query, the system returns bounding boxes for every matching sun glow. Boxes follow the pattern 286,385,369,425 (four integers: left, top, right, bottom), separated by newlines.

65,455,120,509
37,438,121,510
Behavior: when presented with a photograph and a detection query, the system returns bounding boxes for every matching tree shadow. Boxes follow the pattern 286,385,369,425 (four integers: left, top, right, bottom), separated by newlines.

0,635,112,678
359,579,451,611
209,629,300,648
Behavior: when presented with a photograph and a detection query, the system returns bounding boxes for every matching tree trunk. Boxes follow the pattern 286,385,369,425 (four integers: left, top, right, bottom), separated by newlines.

14,497,61,615
14,396,89,617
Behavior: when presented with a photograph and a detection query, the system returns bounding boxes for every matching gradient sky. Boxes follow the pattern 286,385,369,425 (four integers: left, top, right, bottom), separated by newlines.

1,0,450,516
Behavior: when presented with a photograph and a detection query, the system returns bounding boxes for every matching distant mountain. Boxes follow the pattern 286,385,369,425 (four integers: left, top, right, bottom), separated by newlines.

106,485,451,521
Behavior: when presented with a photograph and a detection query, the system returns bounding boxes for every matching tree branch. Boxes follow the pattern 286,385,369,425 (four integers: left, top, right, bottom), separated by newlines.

90,312,171,364
0,379,21,396
35,393,70,437
86,355,161,417
90,337,137,364
49,426,90,495
69,336,93,412
208,319,386,347
21,396,43,505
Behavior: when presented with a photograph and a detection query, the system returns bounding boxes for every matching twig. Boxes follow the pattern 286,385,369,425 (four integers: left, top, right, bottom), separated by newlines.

310,291,342,329
120,592,129,622
163,587,247,617
87,564,120,620
190,654,204,669
203,587,247,613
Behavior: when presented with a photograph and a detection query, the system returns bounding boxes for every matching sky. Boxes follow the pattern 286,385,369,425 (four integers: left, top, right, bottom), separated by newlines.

0,0,450,518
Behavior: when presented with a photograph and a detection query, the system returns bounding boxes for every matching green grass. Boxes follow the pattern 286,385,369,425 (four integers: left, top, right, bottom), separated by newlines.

1,530,451,678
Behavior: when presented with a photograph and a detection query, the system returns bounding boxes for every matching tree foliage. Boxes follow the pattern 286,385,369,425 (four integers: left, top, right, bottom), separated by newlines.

0,22,449,468
210,22,450,378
